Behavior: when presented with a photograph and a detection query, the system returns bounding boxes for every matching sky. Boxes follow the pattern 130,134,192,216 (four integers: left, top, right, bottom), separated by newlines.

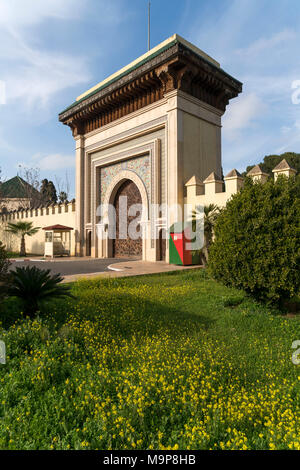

0,0,300,197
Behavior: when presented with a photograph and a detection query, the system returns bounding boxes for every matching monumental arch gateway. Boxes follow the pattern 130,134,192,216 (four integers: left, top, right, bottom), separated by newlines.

59,34,242,261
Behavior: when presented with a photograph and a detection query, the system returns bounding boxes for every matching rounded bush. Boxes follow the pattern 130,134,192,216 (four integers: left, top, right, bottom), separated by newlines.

209,175,300,305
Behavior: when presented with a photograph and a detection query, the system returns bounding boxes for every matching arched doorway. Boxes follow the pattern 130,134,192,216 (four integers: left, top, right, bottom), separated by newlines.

113,179,142,258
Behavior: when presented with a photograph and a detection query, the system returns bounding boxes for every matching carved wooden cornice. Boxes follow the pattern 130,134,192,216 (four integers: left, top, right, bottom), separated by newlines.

59,42,242,136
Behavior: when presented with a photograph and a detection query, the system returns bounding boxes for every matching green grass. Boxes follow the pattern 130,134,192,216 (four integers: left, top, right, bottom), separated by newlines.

0,269,299,450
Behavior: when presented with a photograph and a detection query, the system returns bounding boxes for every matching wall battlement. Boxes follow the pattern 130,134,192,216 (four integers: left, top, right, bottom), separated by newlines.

0,202,76,256
185,159,298,209
0,158,297,257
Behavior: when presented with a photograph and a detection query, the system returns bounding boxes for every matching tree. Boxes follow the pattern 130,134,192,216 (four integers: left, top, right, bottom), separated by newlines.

5,222,40,257
243,152,300,177
59,191,68,204
7,266,73,316
17,166,43,209
1,166,63,211
209,175,300,305
40,179,57,205
55,173,70,204
193,204,220,266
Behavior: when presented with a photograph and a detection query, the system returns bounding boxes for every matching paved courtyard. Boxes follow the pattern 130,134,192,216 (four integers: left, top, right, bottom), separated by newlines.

9,257,202,282
10,258,132,276
61,260,202,282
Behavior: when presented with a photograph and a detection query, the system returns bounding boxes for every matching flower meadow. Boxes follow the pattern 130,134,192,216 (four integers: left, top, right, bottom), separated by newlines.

0,270,299,450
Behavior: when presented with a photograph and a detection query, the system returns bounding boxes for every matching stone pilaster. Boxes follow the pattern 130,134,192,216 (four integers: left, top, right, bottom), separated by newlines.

75,135,85,256
166,92,184,228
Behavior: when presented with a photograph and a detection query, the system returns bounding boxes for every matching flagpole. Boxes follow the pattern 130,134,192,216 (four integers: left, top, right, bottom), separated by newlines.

148,1,151,51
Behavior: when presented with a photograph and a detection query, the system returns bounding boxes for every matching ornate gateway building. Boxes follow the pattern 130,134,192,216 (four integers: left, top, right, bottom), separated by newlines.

59,35,242,261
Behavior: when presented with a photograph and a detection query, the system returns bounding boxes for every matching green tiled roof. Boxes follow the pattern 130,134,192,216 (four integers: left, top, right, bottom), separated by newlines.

0,176,37,199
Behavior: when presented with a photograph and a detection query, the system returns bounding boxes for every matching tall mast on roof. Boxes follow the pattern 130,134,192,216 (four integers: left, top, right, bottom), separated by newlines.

148,1,151,51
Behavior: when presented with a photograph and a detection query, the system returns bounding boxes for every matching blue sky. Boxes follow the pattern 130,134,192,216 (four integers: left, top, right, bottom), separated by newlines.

1,0,300,197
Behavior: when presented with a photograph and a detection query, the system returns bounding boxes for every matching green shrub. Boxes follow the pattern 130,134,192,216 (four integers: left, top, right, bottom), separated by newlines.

0,242,10,280
223,295,245,308
209,175,300,305
7,266,74,316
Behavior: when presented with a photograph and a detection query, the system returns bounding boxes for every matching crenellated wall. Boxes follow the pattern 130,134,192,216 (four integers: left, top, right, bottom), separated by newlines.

0,198,31,212
0,159,297,258
0,202,76,256
185,159,298,210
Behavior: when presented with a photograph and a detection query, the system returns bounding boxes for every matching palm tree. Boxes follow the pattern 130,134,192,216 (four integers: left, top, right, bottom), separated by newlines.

7,266,73,316
192,204,220,266
5,221,40,257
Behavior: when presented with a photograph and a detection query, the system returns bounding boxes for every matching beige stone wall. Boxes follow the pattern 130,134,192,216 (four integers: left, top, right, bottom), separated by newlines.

185,161,298,212
165,90,223,225
0,203,76,255
185,178,241,210
182,113,221,184
0,198,31,212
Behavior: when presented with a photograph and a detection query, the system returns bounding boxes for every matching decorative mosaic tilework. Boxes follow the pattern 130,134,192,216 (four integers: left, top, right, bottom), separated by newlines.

100,154,151,204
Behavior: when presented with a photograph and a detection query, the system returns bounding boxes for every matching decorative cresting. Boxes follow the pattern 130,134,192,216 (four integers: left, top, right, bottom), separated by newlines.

101,170,149,225
59,39,242,136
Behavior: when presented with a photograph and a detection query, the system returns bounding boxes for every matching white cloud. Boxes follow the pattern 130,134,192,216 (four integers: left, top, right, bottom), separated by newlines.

3,41,91,110
0,0,131,188
0,0,85,26
0,0,94,113
281,126,291,134
223,93,266,139
236,29,296,57
17,153,75,171
242,75,292,100
0,0,129,113
32,154,75,171
222,132,271,172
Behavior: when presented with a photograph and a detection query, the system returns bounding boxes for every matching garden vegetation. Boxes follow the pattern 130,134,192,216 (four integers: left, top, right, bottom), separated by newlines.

209,175,300,305
7,266,73,317
0,270,299,450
